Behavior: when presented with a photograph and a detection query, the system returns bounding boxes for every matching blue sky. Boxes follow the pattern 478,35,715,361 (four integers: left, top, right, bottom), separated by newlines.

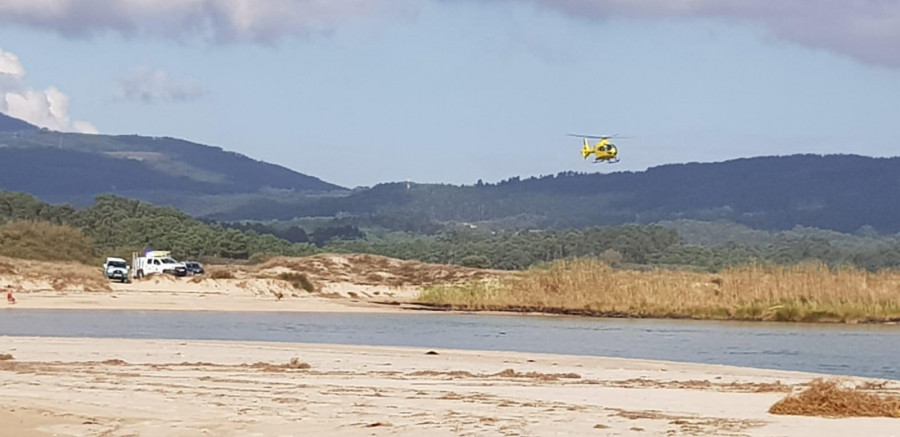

1,0,899,188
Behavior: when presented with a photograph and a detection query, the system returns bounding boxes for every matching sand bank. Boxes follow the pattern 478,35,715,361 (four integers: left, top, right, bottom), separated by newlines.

3,287,408,313
1,337,898,436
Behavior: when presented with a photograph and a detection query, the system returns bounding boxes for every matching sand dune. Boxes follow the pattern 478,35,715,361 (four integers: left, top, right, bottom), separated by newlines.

0,254,503,312
0,254,447,313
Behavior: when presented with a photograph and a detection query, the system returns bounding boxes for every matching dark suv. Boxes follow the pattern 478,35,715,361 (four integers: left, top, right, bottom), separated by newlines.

184,262,205,275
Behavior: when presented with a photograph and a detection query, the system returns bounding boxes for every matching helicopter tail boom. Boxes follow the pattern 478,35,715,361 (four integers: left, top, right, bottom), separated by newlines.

581,138,592,159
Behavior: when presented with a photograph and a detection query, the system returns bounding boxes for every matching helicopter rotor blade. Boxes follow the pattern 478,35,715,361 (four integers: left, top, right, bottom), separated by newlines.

567,133,609,139
567,133,627,139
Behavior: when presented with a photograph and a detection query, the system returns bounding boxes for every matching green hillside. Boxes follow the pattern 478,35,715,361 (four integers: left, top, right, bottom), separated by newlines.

5,113,900,237
208,154,900,234
0,113,345,212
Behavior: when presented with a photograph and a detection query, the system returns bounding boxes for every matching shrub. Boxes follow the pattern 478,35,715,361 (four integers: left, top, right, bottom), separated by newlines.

277,272,316,292
209,269,235,279
460,255,490,269
0,221,96,264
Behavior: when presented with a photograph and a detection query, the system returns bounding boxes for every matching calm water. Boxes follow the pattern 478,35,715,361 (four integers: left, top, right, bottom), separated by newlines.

1,310,898,379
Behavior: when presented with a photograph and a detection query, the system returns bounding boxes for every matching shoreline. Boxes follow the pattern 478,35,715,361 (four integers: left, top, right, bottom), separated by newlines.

7,289,900,327
411,302,900,325
2,288,410,313
2,336,899,436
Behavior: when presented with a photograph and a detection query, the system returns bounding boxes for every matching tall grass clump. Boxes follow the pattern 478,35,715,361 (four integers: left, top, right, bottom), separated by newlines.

208,269,235,279
417,258,900,323
0,221,97,264
277,272,317,293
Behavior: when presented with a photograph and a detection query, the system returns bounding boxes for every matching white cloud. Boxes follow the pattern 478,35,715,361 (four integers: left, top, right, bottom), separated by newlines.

0,49,24,78
2,1,898,67
501,0,900,68
0,48,97,133
116,67,207,104
0,0,411,44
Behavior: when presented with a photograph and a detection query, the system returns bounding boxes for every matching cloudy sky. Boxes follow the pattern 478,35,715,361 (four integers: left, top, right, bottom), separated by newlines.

1,0,899,187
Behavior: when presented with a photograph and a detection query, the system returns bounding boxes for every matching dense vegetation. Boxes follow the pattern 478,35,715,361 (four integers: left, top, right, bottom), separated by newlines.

325,226,900,271
0,191,316,262
5,189,900,271
419,259,900,323
0,221,97,264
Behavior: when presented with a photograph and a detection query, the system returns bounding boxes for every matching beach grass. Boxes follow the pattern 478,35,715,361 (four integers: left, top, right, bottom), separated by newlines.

418,259,900,323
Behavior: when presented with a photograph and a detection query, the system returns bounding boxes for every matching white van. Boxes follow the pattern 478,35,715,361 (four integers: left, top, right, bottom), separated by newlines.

132,250,188,279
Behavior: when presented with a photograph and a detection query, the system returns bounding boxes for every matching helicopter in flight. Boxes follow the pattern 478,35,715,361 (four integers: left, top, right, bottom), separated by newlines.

569,134,627,164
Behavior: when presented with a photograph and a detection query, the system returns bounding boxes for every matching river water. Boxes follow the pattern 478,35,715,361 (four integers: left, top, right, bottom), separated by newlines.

1,310,898,380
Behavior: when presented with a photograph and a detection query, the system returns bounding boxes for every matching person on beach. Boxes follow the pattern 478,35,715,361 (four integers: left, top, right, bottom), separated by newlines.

6,286,15,304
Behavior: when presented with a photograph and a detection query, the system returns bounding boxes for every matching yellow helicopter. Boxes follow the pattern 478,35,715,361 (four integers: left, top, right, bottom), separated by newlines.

569,134,626,164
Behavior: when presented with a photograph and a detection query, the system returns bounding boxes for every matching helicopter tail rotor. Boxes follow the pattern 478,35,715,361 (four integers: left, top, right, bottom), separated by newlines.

581,138,592,159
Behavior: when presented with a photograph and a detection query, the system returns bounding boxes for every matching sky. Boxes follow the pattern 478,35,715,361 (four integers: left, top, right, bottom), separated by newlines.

1,0,899,188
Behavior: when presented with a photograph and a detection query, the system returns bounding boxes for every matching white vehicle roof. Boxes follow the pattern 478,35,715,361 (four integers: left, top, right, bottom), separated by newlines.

106,257,127,263
143,250,171,258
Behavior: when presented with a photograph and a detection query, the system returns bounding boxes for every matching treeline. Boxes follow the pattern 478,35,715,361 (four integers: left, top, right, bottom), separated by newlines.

5,190,900,271
216,221,365,247
326,227,900,271
0,191,316,261
326,226,680,270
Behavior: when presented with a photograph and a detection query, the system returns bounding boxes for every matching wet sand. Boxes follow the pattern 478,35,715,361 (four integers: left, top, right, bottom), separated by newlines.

1,336,898,436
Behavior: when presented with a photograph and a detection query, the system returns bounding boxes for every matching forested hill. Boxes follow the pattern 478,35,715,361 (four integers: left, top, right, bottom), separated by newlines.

4,109,898,234
212,154,900,234
0,113,344,209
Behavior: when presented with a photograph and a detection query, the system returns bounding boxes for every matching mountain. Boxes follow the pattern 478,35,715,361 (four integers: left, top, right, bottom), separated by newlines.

0,113,345,212
209,154,900,234
0,112,38,132
4,112,899,234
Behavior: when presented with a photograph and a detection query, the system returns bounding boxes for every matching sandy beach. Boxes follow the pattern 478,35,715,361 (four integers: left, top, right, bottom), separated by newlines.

1,336,899,436
3,287,410,313
3,256,900,436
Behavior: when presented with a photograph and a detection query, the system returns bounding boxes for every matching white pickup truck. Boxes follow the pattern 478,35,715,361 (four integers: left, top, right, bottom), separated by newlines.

102,257,130,283
132,251,188,279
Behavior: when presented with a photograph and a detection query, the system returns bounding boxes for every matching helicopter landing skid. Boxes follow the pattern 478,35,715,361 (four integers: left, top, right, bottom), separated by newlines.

593,158,620,164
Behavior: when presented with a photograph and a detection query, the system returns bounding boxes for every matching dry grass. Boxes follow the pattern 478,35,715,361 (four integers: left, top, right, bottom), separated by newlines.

0,259,15,275
276,272,316,293
249,357,311,371
0,255,111,292
207,269,235,279
770,379,900,418
0,221,97,264
408,368,581,381
418,258,900,323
